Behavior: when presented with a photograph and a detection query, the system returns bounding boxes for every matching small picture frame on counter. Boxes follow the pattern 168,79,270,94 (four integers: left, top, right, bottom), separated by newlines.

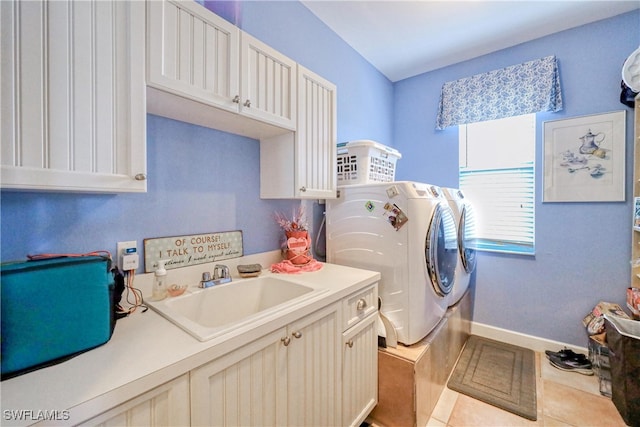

634,197,640,231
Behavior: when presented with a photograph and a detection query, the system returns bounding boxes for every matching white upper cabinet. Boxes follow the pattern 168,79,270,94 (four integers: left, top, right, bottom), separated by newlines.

260,66,337,199
146,0,240,113
146,0,336,199
146,0,296,138
295,65,337,199
240,33,297,130
0,0,147,192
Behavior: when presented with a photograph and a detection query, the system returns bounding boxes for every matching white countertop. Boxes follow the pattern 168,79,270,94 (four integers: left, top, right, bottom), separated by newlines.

0,252,380,426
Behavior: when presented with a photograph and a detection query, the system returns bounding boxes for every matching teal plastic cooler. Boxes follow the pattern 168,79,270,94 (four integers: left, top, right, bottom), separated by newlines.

1,256,115,379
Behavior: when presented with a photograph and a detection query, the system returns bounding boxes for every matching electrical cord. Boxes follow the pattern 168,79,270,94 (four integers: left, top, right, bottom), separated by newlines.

24,250,148,316
116,269,148,316
22,251,148,316
314,211,326,261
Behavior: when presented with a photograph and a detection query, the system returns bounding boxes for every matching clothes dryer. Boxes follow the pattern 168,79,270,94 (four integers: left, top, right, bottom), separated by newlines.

442,187,477,306
326,181,458,345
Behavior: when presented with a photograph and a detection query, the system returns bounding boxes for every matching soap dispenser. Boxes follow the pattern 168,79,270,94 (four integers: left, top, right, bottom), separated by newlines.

151,259,169,301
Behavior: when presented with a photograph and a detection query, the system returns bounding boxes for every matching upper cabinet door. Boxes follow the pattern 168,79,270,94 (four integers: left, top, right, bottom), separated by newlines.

259,66,337,200
0,0,146,192
240,33,297,130
295,65,337,199
147,0,240,113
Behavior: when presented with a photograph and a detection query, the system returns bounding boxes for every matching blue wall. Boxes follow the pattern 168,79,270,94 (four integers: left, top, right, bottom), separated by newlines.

394,10,640,346
237,1,394,145
1,1,637,348
0,1,393,266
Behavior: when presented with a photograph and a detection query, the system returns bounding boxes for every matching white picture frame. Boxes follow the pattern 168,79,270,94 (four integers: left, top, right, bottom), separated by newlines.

543,111,626,202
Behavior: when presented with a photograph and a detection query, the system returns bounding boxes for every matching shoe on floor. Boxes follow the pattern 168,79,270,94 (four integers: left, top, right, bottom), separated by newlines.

544,348,588,361
548,353,594,375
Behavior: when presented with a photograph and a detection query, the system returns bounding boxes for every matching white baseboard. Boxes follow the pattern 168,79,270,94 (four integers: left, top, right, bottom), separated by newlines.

470,321,588,354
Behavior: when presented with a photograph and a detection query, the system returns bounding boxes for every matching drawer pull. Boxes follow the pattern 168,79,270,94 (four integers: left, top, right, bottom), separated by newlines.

292,331,302,339
281,336,291,346
346,340,354,348
356,298,367,311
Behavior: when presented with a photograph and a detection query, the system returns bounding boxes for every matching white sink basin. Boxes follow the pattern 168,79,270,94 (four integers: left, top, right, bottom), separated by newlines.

148,276,325,341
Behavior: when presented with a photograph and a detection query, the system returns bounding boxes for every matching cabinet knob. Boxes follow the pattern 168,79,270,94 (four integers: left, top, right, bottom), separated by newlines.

232,95,240,103
281,336,291,346
299,186,307,192
243,99,251,108
134,173,147,181
356,298,367,311
292,331,302,339
346,340,354,348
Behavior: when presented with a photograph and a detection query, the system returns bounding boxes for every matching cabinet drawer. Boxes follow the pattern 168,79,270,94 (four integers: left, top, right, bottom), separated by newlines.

343,284,378,331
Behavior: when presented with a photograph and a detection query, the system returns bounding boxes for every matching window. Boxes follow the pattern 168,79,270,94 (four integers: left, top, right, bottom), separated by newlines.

458,114,535,255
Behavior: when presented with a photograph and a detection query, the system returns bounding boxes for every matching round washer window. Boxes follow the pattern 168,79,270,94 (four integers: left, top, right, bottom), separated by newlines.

425,203,458,297
459,203,478,274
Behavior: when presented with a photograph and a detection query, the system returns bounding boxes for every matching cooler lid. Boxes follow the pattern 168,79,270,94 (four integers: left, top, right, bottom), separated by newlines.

1,255,111,274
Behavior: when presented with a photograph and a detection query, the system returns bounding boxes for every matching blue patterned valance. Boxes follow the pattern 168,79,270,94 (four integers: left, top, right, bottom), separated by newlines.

435,55,562,130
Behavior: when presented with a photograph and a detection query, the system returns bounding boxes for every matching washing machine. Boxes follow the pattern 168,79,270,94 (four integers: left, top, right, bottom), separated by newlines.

326,181,458,345
442,187,477,306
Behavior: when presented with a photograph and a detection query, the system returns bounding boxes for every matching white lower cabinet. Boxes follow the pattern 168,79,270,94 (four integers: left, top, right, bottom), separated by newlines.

286,303,342,426
79,375,190,426
342,313,378,427
78,284,378,427
341,283,379,427
190,327,289,426
190,303,341,427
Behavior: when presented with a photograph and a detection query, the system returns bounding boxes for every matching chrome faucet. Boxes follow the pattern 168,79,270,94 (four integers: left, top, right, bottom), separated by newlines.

200,265,232,288
213,264,230,280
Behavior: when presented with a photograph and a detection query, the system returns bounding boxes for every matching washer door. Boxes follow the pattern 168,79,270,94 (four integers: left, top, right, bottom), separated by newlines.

459,203,478,274
425,203,458,297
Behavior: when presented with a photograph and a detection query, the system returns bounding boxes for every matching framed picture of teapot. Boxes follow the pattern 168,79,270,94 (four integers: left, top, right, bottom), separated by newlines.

543,110,626,202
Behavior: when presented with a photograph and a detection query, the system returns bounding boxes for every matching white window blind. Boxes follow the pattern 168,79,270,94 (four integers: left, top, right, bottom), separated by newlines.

459,114,535,255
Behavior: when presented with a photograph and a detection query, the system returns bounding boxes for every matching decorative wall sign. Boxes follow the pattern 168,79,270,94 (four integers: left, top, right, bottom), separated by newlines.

144,231,243,272
543,111,626,202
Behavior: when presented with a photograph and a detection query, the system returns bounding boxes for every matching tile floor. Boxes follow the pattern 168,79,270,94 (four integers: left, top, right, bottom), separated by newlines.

425,351,629,427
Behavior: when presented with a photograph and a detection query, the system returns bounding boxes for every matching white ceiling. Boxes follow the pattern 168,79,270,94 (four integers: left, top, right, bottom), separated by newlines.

301,1,640,82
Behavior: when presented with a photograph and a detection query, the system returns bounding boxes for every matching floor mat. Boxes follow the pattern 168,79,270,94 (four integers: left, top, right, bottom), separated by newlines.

447,335,537,421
